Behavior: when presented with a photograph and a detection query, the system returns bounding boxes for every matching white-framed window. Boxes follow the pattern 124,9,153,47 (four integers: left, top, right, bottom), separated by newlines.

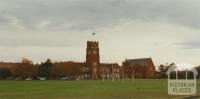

93,50,97,54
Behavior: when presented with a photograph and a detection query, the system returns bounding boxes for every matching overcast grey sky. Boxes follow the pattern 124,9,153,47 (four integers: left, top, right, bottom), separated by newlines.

0,0,200,68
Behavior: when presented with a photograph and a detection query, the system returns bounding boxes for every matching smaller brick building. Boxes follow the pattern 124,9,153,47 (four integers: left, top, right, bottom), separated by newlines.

122,58,156,79
100,63,120,79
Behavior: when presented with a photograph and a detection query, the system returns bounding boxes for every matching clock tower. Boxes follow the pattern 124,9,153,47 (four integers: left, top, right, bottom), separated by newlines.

86,41,100,78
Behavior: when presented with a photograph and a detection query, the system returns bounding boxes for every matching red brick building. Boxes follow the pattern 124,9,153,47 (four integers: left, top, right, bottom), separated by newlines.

122,58,156,79
100,63,120,79
85,41,120,79
50,41,121,79
0,41,156,79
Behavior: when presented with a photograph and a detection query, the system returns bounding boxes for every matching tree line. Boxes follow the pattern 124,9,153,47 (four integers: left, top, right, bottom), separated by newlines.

158,63,200,79
0,58,82,80
1,58,200,80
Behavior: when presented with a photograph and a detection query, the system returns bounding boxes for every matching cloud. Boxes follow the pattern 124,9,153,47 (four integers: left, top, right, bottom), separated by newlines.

175,41,200,49
0,0,200,65
0,31,89,47
0,0,200,31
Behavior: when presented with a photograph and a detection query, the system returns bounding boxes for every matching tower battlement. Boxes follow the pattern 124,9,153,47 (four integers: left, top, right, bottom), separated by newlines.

87,41,99,48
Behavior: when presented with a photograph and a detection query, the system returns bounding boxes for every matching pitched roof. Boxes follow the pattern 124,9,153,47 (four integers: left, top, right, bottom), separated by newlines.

125,58,153,67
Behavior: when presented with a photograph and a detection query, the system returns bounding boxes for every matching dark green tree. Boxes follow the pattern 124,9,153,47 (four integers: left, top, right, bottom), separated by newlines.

12,58,37,80
195,66,200,79
158,64,168,79
0,68,11,80
38,59,53,79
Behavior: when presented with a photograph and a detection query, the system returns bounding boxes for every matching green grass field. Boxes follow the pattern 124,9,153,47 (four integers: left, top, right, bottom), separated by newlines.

0,79,199,99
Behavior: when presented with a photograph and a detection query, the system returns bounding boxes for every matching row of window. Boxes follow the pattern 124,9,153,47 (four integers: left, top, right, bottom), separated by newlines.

81,67,120,73
100,74,120,78
82,67,89,72
100,68,120,73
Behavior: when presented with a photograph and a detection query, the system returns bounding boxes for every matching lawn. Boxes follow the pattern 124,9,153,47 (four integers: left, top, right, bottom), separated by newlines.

0,79,199,99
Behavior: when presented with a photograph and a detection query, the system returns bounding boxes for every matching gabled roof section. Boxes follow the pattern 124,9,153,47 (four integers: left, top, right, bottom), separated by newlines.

125,58,153,67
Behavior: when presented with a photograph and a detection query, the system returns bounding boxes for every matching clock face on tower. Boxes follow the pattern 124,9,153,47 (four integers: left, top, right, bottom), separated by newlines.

88,50,91,54
93,50,97,54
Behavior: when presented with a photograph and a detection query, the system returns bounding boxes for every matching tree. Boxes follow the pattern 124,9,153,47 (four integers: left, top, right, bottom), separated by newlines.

158,64,164,72
51,63,68,79
51,62,82,80
158,64,168,79
38,59,53,79
13,58,37,79
195,65,200,79
0,68,11,79
22,57,33,64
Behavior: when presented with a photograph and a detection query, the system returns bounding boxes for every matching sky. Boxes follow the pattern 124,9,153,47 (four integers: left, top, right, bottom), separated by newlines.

0,0,200,68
